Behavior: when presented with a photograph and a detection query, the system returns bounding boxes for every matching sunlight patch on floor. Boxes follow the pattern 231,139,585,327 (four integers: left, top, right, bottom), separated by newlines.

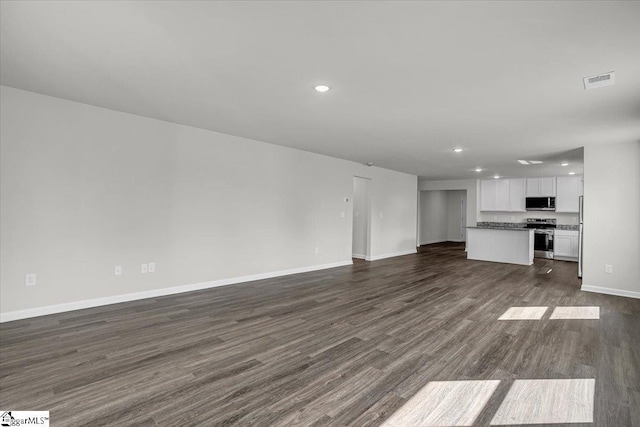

490,378,595,425
381,380,500,427
498,306,548,320
549,306,600,320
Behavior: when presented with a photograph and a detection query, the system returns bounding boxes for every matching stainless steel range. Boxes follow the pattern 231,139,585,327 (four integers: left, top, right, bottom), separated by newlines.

526,218,556,259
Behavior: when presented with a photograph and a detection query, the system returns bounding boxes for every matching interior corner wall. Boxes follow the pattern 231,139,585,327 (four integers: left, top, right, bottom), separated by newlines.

0,86,418,319
419,179,479,228
420,191,448,244
582,141,640,298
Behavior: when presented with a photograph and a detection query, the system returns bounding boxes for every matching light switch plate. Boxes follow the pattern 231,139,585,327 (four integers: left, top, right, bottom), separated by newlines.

148,262,156,273
141,263,148,274
25,273,37,286
115,265,122,276
605,264,613,274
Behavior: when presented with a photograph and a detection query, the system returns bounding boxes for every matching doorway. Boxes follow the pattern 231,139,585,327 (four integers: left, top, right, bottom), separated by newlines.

460,194,467,242
352,176,371,260
419,189,467,245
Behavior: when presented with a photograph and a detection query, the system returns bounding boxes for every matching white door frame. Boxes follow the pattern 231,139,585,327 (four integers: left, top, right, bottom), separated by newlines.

352,176,372,260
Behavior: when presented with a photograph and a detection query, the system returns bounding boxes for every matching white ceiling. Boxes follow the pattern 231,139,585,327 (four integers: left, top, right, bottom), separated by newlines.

2,1,639,179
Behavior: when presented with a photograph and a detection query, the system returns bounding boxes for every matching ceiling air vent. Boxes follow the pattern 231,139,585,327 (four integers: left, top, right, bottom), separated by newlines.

583,71,615,90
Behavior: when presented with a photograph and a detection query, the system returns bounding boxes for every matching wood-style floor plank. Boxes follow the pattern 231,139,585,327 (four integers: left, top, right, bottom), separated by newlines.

1,243,639,426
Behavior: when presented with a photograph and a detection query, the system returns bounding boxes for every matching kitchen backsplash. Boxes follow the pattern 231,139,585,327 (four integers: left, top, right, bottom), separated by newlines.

477,211,579,225
557,224,580,230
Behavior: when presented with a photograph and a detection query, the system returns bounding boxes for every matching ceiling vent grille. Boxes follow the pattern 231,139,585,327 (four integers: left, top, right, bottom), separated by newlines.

583,71,615,90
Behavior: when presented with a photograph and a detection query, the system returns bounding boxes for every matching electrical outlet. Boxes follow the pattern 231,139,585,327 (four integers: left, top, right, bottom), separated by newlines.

493,215,498,220
605,264,613,274
25,273,37,286
115,265,122,276
141,263,148,274
340,211,345,218
315,247,319,254
510,216,515,221
148,262,156,273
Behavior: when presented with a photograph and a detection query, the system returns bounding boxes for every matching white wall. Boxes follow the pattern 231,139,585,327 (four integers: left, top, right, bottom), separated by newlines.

582,141,640,298
0,86,418,319
420,191,448,244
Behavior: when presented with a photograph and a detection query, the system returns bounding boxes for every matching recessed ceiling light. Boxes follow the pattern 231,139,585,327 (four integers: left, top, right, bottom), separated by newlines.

494,175,500,179
475,168,482,172
568,171,576,175
453,148,463,153
518,160,544,165
314,85,330,93
561,162,569,166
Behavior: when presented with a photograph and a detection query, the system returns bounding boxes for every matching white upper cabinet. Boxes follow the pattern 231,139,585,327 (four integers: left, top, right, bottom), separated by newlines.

480,179,497,211
508,178,526,212
482,176,578,212
556,175,583,213
526,177,556,197
480,178,526,212
540,177,556,196
495,179,510,211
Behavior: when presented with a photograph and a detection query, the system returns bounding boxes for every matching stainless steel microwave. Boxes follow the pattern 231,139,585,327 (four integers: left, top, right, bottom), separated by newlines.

526,197,556,211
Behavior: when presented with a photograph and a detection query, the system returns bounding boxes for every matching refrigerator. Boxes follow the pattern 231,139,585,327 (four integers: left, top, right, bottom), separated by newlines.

578,195,584,278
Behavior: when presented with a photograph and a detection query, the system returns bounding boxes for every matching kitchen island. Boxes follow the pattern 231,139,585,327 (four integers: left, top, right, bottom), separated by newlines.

466,226,534,265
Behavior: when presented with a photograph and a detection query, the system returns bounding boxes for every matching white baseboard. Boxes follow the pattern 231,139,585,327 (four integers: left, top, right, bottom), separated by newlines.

420,239,447,245
420,239,465,245
366,249,417,261
581,285,640,299
554,256,578,262
352,254,366,260
0,260,354,323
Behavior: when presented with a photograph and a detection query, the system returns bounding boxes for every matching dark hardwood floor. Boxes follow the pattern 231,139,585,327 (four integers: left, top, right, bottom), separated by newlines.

1,243,639,426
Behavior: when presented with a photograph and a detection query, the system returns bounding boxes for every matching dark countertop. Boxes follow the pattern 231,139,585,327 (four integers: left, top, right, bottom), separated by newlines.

469,222,579,231
466,226,531,231
557,225,579,231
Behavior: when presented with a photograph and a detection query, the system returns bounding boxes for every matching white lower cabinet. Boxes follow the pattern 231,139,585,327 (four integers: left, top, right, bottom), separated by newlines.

554,230,579,261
